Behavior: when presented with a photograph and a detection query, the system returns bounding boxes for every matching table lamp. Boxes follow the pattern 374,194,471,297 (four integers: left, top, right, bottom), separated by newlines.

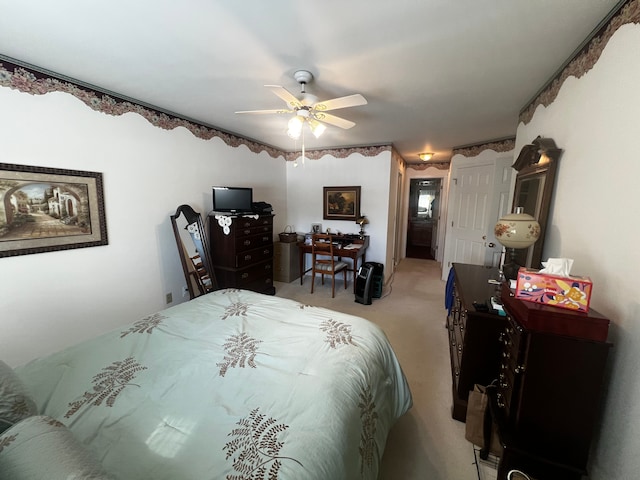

494,207,540,281
356,215,369,238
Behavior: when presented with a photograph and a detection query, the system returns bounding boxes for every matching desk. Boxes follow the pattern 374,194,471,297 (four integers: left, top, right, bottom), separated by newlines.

298,236,369,292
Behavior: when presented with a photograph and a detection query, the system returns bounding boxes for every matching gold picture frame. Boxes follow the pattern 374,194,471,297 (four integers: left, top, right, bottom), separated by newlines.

323,186,361,221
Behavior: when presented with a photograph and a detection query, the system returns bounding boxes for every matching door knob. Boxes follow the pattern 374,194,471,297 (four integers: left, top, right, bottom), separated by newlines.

488,242,495,247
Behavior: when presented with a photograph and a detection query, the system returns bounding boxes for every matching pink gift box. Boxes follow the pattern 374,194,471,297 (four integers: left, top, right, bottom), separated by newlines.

515,267,593,313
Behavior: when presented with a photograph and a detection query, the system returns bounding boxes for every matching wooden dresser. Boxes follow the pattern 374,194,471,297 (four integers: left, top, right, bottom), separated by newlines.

446,263,507,421
492,283,611,480
208,213,275,295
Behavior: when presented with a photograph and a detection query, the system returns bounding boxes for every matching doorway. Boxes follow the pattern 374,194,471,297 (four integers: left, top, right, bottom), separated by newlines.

406,178,441,260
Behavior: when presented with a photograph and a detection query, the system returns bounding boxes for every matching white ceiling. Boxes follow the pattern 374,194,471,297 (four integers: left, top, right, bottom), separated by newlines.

0,0,620,162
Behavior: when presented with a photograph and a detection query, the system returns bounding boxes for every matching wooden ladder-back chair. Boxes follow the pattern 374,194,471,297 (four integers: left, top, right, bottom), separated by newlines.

310,233,349,298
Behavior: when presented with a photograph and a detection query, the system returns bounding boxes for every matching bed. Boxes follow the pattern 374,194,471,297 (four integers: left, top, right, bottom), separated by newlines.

1,288,412,479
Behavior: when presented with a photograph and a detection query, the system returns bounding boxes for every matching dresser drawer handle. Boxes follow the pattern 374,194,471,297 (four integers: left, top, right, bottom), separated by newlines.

243,229,251,235
265,264,271,270
244,254,252,261
502,351,511,359
515,364,526,374
500,380,509,389
497,393,505,408
244,240,251,246
264,249,270,254
242,273,249,279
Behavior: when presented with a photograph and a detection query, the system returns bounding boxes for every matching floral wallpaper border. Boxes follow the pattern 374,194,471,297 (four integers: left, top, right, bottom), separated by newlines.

451,137,516,159
0,57,387,163
284,144,391,162
519,0,640,125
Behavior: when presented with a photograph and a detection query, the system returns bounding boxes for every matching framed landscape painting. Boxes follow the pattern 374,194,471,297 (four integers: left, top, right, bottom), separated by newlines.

323,186,361,221
0,163,108,258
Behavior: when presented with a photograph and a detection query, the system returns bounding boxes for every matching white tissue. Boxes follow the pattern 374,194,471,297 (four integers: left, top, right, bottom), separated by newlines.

539,258,574,276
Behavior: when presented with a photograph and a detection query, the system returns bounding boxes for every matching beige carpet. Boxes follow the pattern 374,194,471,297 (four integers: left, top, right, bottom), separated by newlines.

275,258,493,479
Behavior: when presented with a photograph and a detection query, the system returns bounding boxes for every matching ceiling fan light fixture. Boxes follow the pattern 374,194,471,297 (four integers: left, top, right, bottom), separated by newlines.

287,116,303,139
419,152,434,161
310,121,326,139
237,70,367,145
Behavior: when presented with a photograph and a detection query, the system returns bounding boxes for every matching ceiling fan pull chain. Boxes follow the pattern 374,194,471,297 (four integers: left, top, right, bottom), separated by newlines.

302,128,306,166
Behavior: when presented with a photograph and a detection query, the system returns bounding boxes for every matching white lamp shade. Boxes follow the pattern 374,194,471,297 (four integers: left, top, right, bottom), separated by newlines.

494,211,540,249
287,116,303,139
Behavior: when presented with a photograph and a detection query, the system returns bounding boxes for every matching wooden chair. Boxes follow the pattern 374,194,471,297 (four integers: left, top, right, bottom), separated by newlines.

310,233,349,298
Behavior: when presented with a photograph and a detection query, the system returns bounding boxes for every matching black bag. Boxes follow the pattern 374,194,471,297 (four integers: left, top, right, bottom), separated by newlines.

465,383,503,458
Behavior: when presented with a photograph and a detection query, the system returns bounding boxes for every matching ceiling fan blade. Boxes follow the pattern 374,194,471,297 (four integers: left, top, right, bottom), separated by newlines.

265,85,303,109
235,109,293,115
313,94,367,112
312,112,356,129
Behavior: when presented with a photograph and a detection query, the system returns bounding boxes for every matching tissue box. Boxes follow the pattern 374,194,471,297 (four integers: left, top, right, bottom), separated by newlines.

515,267,592,312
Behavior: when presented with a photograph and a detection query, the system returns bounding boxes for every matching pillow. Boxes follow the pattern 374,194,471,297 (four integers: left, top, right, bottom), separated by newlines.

0,360,38,433
0,415,113,479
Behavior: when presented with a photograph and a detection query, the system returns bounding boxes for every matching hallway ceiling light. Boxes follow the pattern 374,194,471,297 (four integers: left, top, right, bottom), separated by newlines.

419,152,434,161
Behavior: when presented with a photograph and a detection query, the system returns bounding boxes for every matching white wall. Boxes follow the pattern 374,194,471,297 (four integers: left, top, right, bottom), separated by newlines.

0,88,286,367
515,24,640,480
285,149,392,276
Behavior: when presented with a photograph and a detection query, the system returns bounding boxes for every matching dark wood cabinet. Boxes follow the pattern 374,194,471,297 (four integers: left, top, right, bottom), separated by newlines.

447,263,507,421
492,284,611,480
447,264,612,480
208,213,275,295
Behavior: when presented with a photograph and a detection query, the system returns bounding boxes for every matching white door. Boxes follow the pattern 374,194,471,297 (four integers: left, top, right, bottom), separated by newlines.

442,155,513,278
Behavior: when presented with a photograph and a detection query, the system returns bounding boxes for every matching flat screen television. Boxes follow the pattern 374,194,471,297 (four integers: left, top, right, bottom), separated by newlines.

212,186,253,214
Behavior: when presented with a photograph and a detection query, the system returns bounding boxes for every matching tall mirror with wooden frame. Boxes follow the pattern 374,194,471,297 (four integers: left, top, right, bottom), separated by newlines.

170,204,217,299
511,136,562,269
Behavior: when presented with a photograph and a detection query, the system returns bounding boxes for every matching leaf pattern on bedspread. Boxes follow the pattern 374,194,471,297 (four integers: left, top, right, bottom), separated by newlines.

120,313,166,337
223,407,302,480
217,333,262,377
64,357,147,418
359,386,379,476
0,434,17,453
222,301,250,320
320,319,356,348
43,417,65,428
220,288,243,294
10,397,32,418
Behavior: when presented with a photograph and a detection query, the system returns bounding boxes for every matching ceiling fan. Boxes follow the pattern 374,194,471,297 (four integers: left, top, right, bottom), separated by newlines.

235,70,367,140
